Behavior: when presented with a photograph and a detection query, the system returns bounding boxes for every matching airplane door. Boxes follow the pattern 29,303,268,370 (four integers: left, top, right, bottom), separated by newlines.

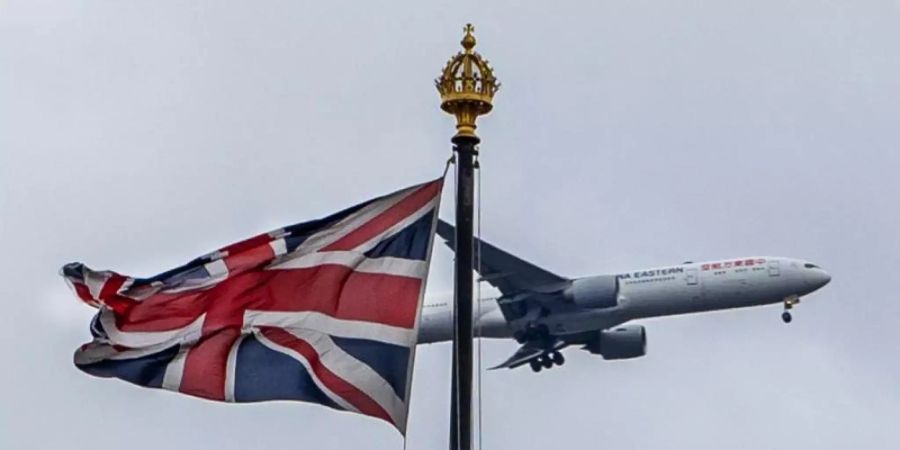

768,260,780,277
686,268,699,285
685,267,703,308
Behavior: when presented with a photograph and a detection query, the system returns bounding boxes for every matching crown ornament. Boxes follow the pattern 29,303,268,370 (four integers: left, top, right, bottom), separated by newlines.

435,24,500,139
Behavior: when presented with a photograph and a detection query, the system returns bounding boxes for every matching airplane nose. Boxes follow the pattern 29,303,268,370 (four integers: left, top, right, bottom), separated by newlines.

806,270,831,290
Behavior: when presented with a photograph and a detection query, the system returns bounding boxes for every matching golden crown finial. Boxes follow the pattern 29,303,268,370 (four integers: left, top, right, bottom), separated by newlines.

461,24,476,52
436,23,499,140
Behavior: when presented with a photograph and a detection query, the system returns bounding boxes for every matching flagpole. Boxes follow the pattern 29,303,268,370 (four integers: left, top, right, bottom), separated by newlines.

435,24,499,450
451,133,477,450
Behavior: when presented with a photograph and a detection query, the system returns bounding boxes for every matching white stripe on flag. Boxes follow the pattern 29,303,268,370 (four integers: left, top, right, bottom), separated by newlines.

269,238,288,258
243,310,417,347
98,310,206,348
266,251,427,279
84,271,111,299
161,345,190,391
74,340,177,365
224,334,246,402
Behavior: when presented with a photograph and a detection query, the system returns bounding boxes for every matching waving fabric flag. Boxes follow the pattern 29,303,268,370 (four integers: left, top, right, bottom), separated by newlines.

61,178,444,433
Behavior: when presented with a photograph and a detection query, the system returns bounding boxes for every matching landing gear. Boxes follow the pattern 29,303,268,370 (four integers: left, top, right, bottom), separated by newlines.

530,351,565,373
516,321,564,373
515,323,550,344
541,355,553,369
550,351,565,366
782,295,799,324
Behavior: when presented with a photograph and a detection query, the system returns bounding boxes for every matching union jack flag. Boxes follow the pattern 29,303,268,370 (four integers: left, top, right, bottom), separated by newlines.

62,178,444,433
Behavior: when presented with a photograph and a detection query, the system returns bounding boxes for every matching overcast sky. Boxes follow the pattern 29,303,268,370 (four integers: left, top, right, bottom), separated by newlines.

2,1,899,449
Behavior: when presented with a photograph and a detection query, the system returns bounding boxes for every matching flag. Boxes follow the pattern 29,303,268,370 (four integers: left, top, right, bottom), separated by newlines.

62,177,444,433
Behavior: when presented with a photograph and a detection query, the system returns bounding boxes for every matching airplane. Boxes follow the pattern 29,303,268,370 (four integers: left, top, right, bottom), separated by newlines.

417,220,832,372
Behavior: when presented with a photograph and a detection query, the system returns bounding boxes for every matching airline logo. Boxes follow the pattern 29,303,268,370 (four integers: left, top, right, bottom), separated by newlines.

702,258,766,271
617,267,684,280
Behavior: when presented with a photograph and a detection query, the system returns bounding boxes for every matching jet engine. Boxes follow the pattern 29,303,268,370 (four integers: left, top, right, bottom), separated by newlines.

585,325,647,360
564,275,619,309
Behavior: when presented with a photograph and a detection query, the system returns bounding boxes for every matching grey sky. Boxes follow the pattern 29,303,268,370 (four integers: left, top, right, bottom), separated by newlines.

2,1,899,449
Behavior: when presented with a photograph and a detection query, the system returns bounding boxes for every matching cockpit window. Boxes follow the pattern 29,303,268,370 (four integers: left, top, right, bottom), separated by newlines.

804,263,819,269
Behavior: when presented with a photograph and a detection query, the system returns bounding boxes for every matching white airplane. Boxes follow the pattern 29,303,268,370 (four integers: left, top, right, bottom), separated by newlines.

418,220,831,372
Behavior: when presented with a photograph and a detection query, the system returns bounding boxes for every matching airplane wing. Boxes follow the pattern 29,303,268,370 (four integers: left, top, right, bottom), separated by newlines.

436,220,576,371
435,220,569,295
490,338,567,370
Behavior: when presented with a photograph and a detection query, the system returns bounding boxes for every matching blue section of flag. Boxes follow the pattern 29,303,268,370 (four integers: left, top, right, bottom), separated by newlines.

331,336,411,401
79,345,180,389
158,265,211,290
233,335,342,409
364,211,434,261
89,314,106,339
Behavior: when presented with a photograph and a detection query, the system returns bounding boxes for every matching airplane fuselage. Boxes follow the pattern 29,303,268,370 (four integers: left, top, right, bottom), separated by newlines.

418,256,831,344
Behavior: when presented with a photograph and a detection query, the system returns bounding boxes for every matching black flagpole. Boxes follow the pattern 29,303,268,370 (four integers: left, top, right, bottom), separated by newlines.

435,23,497,450
450,134,478,450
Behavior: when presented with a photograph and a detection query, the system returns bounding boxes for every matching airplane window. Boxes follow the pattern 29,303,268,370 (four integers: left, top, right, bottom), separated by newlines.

804,263,819,269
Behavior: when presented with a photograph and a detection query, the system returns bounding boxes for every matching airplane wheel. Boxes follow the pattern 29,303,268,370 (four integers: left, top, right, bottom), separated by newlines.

529,360,542,373
541,355,553,369
551,351,565,366
782,311,792,324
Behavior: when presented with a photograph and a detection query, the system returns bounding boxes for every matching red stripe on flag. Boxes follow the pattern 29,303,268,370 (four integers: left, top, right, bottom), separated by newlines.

322,181,440,252
219,233,272,256
263,266,422,328
116,291,207,332
259,327,394,426
72,282,95,303
98,274,127,299
179,328,241,401
114,264,421,333
97,274,136,315
224,243,276,275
